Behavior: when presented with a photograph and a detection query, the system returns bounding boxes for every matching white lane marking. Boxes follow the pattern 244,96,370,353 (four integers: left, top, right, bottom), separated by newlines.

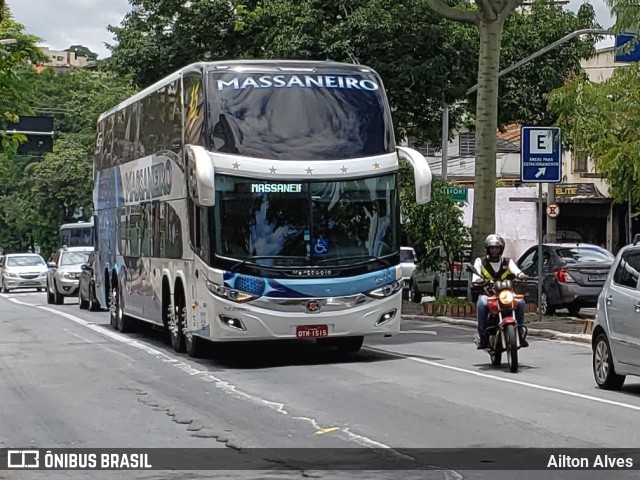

63,328,95,343
365,346,640,412
399,330,438,335
6,297,396,451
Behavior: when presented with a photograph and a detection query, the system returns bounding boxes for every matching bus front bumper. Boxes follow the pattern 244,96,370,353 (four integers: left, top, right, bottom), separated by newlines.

196,293,402,342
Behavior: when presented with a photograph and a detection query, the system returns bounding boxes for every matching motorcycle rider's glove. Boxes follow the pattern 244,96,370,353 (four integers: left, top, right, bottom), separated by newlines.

517,273,529,281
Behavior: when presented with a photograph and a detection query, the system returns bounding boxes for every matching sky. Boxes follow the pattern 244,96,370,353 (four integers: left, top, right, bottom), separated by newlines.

8,0,616,60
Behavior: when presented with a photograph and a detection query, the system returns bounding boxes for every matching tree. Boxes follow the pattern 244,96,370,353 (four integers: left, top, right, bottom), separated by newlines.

65,45,99,62
545,1,640,207
424,0,600,260
424,0,519,261
0,67,135,255
547,64,640,206
496,2,600,127
106,0,247,87
400,161,470,296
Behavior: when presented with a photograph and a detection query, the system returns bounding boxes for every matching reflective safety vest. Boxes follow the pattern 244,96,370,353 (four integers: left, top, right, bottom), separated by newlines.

481,257,513,281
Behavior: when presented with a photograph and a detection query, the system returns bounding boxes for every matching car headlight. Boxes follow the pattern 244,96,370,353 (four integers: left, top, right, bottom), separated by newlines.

4,272,17,278
206,280,258,303
62,272,75,279
366,281,403,299
499,290,514,305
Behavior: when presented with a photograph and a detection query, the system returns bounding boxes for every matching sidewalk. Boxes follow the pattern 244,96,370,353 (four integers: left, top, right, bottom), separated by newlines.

401,301,593,344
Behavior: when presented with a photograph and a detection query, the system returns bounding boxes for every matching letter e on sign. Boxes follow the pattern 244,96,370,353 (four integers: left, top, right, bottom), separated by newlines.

530,130,553,154
546,203,560,218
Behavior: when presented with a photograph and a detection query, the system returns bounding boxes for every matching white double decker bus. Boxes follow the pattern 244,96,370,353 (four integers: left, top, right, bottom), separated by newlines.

93,60,432,357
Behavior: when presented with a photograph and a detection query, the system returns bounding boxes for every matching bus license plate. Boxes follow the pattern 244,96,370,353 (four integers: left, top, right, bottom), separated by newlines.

296,325,328,338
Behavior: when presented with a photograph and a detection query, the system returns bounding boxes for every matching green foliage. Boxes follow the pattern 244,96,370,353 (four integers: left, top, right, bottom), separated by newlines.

431,295,474,308
400,159,470,293
497,2,600,128
547,63,640,205
65,45,99,62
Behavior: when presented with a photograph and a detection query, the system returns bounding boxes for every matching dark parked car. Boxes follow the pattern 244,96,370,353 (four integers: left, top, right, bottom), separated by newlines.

515,243,614,316
78,251,101,311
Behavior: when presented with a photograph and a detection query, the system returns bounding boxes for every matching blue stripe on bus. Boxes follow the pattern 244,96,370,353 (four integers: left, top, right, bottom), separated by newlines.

223,267,397,298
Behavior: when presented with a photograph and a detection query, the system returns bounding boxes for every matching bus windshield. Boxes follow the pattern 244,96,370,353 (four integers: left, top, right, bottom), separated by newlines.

214,175,398,268
206,72,394,161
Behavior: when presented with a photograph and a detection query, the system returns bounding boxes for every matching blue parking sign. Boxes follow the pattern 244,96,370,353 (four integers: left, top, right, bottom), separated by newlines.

520,127,562,183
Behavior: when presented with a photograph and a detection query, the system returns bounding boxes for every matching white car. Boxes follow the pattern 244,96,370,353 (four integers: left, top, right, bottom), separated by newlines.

0,253,48,293
400,247,417,297
47,246,94,305
592,237,640,390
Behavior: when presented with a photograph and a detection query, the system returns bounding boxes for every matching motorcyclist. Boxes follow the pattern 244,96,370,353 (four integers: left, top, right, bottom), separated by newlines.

472,234,529,349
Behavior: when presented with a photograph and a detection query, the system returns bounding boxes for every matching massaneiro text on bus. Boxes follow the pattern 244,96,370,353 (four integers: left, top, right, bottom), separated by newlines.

89,59,432,358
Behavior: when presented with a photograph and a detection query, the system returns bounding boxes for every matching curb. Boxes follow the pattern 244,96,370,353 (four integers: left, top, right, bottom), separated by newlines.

401,314,592,345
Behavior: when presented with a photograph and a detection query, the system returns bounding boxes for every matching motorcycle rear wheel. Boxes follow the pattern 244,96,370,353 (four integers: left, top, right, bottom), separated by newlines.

506,325,519,373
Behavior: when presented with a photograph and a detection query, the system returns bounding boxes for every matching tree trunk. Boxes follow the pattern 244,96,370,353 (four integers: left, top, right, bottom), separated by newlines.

471,19,504,259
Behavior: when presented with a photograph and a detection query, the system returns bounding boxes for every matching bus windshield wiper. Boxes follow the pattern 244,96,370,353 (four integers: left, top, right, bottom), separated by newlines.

315,254,391,267
230,255,308,272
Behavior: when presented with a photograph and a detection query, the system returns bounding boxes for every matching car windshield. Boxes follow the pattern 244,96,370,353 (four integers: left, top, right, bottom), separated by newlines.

556,246,613,264
6,256,45,267
60,251,90,266
400,250,416,263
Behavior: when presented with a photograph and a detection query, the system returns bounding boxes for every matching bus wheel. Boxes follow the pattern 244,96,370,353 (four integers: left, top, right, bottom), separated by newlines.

185,332,205,359
109,286,119,330
168,294,186,353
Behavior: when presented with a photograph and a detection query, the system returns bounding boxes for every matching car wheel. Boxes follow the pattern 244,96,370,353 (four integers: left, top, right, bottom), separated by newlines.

567,305,581,316
410,282,422,303
540,290,555,316
53,281,64,305
79,288,89,309
593,333,625,390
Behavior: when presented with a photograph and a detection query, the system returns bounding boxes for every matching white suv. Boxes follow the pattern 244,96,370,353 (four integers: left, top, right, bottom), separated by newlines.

592,238,640,390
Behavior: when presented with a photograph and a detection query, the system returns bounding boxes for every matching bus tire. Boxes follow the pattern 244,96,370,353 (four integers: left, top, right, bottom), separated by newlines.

169,289,186,353
112,282,134,333
185,332,205,358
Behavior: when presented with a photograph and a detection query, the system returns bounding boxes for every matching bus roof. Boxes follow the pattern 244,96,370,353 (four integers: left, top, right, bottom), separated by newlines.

59,219,94,229
97,60,380,122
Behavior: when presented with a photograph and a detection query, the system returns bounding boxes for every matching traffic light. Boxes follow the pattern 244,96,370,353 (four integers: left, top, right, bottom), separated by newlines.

3,115,55,154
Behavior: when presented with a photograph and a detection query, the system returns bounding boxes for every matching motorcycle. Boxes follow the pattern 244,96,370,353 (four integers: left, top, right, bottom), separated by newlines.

468,266,528,373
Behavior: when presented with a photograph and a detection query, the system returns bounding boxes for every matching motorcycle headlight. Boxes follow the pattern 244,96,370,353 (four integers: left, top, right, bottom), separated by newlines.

366,281,403,299
499,290,514,305
206,280,258,304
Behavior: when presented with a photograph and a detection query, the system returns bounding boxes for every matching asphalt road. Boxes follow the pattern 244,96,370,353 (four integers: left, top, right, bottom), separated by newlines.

0,290,639,480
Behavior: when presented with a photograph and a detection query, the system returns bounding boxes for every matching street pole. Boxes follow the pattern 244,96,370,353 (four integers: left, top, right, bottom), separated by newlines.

442,103,449,181
546,183,556,242
537,183,544,322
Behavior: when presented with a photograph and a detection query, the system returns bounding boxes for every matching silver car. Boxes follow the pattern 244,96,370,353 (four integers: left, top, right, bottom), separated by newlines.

0,253,48,293
46,247,93,305
592,238,640,390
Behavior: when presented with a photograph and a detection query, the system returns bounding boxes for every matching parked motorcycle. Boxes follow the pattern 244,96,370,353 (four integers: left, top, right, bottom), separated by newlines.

468,266,528,373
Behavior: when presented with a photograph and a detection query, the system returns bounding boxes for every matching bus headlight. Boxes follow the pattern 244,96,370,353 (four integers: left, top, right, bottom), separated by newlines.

206,280,258,303
366,281,403,299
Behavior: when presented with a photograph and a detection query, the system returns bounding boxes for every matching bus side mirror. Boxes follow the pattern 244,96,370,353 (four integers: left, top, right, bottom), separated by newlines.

186,145,215,207
396,146,432,204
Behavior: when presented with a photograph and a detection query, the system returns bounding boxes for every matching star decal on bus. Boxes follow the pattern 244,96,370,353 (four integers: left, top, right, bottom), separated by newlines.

232,162,240,169
269,166,277,174
373,162,380,169
306,167,313,174
340,166,348,174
